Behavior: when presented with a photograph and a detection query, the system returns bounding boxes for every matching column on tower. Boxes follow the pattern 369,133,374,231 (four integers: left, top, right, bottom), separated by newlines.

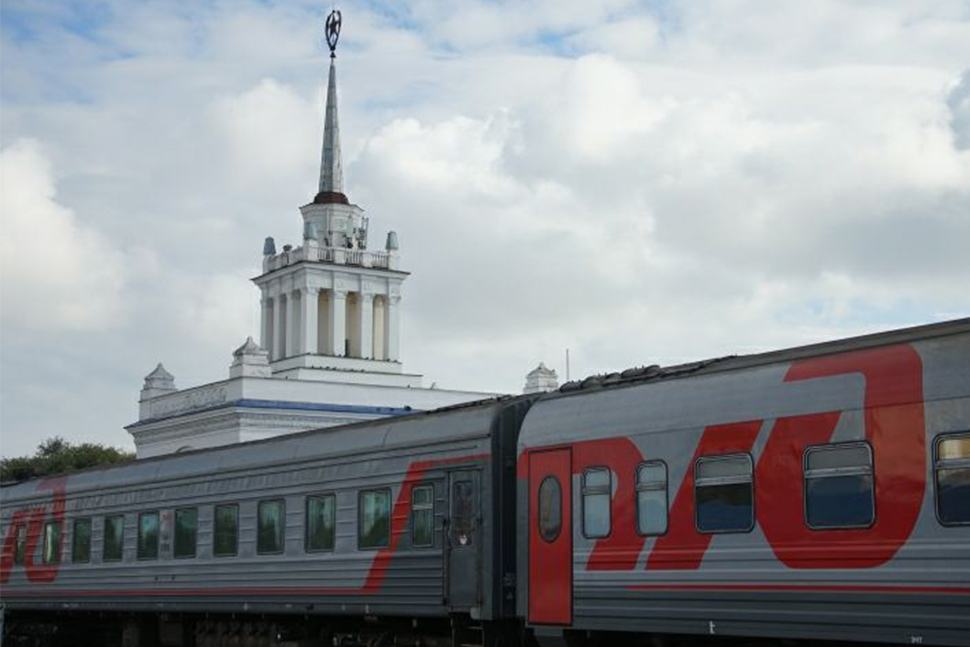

385,295,400,361
372,296,386,359
357,292,374,359
274,290,287,360
301,286,319,354
330,289,347,357
346,292,360,357
286,290,300,357
260,296,273,357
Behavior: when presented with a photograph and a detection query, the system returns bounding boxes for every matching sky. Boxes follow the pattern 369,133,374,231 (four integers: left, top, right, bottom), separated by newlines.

1,0,969,458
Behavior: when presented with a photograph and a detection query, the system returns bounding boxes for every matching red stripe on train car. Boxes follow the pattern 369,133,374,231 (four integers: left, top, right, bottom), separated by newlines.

626,583,970,595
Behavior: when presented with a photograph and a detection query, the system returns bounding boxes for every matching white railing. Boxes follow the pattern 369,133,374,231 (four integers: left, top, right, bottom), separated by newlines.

265,246,394,272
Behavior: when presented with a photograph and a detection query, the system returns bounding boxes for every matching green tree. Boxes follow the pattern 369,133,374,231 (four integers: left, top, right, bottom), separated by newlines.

1,436,134,483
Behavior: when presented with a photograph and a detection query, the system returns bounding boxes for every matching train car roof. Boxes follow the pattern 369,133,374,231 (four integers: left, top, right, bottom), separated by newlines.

1,395,528,500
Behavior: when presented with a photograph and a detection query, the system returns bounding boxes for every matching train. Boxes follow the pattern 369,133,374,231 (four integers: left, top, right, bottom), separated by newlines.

2,318,968,647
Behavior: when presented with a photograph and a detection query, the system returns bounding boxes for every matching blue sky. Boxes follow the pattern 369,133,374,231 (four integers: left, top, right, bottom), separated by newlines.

1,0,969,457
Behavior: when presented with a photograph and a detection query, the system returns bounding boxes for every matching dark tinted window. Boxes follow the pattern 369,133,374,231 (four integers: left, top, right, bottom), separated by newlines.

137,512,159,560
359,490,391,549
306,495,336,552
14,525,26,565
174,508,198,558
411,486,434,547
451,481,475,547
538,476,562,542
213,504,239,557
804,443,874,529
257,500,285,554
637,462,668,535
695,454,754,533
72,518,91,563
42,521,62,564
103,515,125,561
936,433,970,525
582,468,611,538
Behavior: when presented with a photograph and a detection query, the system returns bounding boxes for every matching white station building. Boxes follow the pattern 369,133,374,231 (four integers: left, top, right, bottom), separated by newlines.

127,47,504,458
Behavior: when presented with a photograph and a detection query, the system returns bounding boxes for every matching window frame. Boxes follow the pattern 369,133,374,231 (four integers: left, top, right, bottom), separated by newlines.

213,503,240,558
537,476,562,543
256,499,287,555
934,431,970,527
305,493,337,553
102,514,126,562
693,452,755,534
410,485,435,548
358,488,392,550
581,467,612,539
42,520,62,565
174,507,198,559
137,511,160,561
72,518,92,564
802,441,875,531
635,460,669,537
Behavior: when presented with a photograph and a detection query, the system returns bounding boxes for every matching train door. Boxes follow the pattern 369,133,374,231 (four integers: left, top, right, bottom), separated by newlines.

446,470,481,609
528,448,572,625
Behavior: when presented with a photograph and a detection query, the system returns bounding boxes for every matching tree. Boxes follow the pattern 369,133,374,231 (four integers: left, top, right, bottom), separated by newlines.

0,436,134,483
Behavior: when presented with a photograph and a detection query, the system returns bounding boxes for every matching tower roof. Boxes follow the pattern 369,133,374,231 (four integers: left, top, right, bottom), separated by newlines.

314,29,348,205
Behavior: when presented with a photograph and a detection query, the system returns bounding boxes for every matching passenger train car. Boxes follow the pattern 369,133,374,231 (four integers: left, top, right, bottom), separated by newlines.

2,318,969,647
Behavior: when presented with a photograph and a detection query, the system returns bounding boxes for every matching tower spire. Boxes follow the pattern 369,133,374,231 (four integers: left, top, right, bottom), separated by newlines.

315,9,348,205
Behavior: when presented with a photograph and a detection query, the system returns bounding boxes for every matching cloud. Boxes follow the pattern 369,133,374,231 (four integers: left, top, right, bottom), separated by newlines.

0,139,127,331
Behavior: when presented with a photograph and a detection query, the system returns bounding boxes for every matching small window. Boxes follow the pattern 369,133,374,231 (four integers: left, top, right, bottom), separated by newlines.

13,525,26,565
695,453,754,533
306,495,336,552
538,477,562,542
936,433,970,526
174,508,198,558
42,521,62,564
804,443,874,529
137,512,159,560
257,500,286,554
359,489,391,549
72,518,91,563
411,486,434,547
636,461,668,535
213,504,239,557
582,467,611,538
103,515,125,561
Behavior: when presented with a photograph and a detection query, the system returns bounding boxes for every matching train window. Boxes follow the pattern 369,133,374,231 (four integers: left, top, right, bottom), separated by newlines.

72,518,91,563
538,476,562,542
935,433,970,525
138,511,160,560
804,443,874,529
213,504,239,557
636,461,668,536
411,486,434,547
13,524,26,565
306,494,336,552
451,481,475,547
42,520,62,564
359,489,391,549
583,467,611,538
695,453,754,533
174,508,198,558
257,500,286,555
103,515,125,561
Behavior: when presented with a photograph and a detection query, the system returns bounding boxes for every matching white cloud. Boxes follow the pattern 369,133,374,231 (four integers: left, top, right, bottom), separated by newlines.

0,139,127,331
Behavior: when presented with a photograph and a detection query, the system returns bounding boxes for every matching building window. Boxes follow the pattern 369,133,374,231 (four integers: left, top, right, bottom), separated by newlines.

174,508,198,559
13,525,26,565
582,467,611,538
257,500,286,554
411,486,434,547
359,489,391,549
636,461,668,536
538,476,562,542
42,520,62,564
306,495,336,552
936,433,970,526
137,512,159,560
695,453,754,533
103,515,125,561
804,443,874,529
72,518,91,563
213,504,239,557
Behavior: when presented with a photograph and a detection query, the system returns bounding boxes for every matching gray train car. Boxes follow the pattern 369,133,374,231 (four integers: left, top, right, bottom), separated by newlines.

517,318,970,647
1,396,535,646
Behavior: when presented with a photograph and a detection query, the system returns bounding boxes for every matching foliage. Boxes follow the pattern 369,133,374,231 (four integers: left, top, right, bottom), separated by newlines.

1,436,134,483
